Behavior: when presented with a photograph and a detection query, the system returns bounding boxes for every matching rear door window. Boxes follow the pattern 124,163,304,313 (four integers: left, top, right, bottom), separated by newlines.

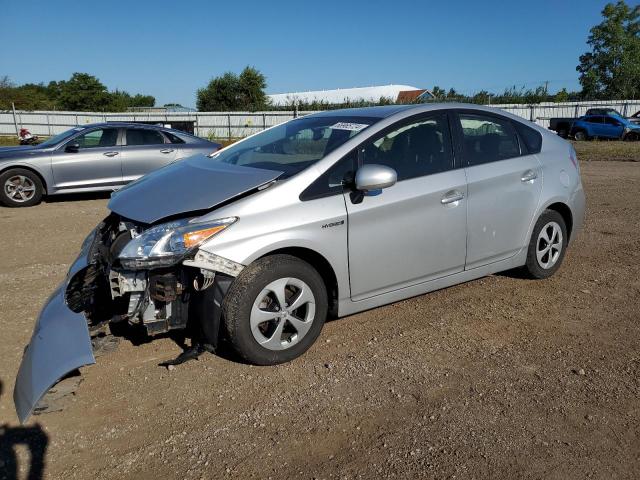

458,113,520,166
126,128,167,146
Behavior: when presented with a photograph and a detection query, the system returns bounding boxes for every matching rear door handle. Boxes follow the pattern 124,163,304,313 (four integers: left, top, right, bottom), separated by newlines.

521,170,538,183
160,148,175,154
103,151,119,157
441,190,464,205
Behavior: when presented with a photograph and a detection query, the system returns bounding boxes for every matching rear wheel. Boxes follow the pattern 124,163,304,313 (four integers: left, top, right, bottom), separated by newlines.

0,168,44,207
573,130,588,141
522,210,568,279
223,254,328,365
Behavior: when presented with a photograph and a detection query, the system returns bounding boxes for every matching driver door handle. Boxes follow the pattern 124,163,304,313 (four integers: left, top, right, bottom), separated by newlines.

160,148,175,154
441,190,464,205
103,151,119,157
521,169,538,183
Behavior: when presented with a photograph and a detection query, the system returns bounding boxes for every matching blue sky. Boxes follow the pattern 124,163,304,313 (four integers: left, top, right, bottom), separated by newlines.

0,0,612,107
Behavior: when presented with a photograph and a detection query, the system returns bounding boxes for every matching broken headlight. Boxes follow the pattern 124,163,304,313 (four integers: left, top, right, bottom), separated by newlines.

119,217,237,269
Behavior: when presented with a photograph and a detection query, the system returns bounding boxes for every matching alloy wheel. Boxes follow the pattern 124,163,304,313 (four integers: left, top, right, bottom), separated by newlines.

250,277,316,351
536,221,563,269
4,175,36,203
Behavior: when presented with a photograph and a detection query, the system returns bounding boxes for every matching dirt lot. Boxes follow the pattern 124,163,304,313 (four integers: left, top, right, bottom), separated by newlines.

0,160,639,480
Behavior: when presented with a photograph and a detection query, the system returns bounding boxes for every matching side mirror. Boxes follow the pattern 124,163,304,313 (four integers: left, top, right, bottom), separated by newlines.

65,143,80,153
355,164,397,192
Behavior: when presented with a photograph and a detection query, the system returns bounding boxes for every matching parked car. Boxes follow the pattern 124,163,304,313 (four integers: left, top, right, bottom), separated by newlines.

549,108,628,138
14,104,585,423
0,123,221,207
629,110,640,125
570,114,640,141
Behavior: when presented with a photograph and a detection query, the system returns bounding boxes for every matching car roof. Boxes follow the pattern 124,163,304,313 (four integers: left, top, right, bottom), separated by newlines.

77,122,183,132
305,103,533,120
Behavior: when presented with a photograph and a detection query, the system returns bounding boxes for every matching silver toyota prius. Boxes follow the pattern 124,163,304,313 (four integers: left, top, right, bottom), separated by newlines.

0,122,221,207
14,104,585,422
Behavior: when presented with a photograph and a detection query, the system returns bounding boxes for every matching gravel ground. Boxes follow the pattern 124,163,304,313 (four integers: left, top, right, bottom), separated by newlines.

0,161,639,480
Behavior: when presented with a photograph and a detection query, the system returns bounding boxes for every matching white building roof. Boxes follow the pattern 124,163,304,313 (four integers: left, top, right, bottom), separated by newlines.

268,84,422,106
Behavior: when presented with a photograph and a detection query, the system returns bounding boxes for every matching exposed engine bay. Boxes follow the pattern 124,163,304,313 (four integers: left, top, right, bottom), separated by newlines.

65,213,242,340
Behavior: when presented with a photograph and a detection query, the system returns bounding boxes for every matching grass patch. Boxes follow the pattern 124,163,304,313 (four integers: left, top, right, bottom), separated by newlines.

0,136,19,146
572,140,640,162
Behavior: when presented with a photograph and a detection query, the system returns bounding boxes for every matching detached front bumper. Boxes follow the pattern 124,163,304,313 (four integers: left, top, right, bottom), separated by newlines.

13,285,95,424
14,231,97,424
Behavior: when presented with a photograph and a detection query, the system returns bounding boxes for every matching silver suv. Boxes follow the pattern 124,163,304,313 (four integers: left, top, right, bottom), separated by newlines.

14,104,585,422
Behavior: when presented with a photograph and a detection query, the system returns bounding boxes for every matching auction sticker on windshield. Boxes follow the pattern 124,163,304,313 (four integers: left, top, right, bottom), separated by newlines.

330,122,369,132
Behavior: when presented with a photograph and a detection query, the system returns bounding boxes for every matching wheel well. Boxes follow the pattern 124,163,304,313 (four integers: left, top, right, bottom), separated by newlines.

260,247,339,318
0,165,48,194
546,202,573,241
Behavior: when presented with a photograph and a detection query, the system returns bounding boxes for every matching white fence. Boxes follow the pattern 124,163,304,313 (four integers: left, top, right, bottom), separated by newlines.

0,110,314,139
2,100,640,138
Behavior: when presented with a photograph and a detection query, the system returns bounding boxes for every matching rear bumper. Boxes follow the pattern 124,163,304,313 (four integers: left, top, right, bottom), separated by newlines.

13,231,97,424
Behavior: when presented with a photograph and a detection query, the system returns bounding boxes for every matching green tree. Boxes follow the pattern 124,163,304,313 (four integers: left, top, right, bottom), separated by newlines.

197,67,268,111
57,73,110,111
554,88,571,102
431,86,446,100
577,1,640,99
238,66,267,110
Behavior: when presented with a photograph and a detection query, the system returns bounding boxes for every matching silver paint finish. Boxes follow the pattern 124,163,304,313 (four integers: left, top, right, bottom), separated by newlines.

346,169,468,300
107,155,282,224
463,153,543,269
13,285,96,424
14,104,587,424
354,164,397,191
197,103,585,318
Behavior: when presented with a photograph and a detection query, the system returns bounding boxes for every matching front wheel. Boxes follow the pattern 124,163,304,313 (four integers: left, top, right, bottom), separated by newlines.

522,210,568,279
0,168,44,207
223,254,328,365
623,131,640,141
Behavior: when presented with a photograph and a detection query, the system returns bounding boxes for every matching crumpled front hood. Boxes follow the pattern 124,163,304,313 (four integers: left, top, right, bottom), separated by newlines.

108,154,282,224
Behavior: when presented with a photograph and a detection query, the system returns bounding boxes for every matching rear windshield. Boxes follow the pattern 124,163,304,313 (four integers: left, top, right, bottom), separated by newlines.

210,115,378,178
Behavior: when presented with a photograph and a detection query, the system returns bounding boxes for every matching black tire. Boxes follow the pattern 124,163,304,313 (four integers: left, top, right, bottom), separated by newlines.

573,130,588,141
623,131,639,141
223,254,328,365
522,210,568,279
0,168,44,207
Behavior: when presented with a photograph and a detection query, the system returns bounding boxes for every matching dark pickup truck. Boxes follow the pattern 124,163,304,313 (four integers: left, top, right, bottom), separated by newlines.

549,108,625,138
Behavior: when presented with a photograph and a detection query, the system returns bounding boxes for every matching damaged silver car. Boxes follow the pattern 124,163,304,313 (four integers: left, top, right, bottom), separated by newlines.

14,104,585,423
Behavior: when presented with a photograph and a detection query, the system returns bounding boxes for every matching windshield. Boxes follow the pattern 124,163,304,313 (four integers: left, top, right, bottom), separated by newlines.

38,127,86,148
210,115,378,178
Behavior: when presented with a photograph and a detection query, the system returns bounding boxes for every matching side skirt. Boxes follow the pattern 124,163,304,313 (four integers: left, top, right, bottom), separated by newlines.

338,251,526,318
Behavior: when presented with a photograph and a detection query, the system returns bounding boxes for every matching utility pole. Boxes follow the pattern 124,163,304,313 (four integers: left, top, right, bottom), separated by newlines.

11,102,19,137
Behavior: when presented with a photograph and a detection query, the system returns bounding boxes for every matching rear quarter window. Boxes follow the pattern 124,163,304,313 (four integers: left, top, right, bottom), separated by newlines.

513,121,542,154
164,131,186,144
